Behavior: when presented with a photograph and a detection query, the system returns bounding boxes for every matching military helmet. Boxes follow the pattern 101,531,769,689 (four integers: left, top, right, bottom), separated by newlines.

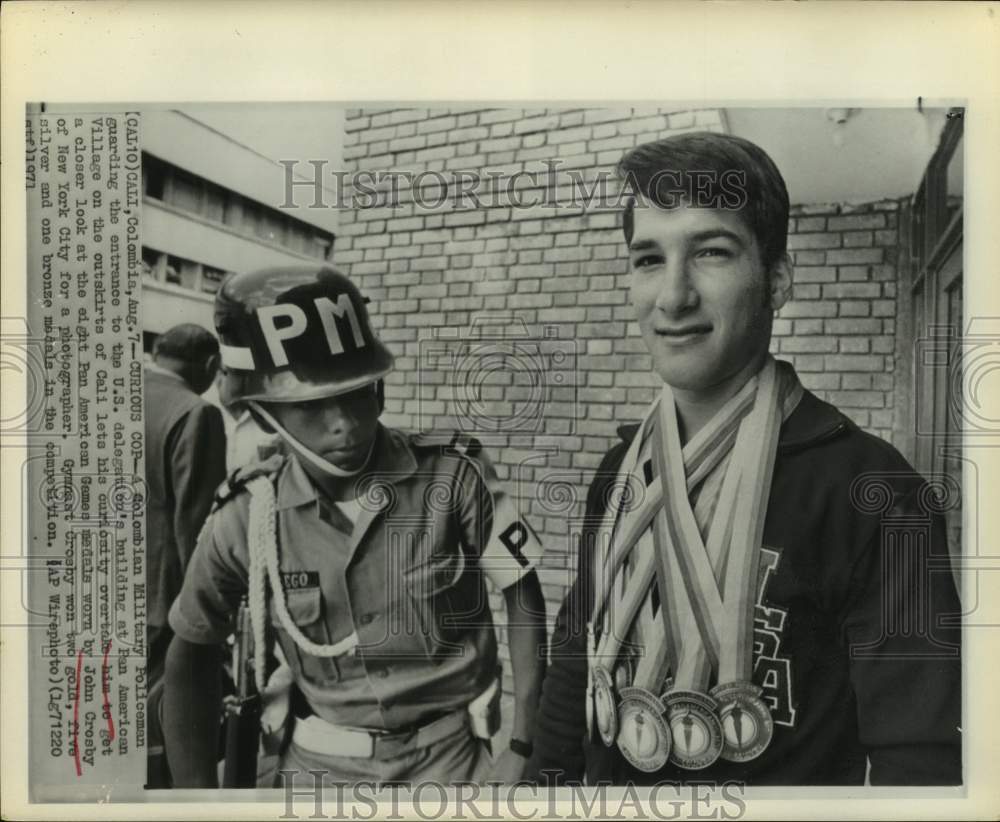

214,265,394,403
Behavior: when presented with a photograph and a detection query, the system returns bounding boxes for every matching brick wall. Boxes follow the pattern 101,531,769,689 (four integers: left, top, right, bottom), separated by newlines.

776,202,900,442
331,108,903,702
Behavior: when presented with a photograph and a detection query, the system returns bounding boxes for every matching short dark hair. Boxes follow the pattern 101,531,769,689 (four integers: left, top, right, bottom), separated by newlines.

617,131,790,271
153,323,219,363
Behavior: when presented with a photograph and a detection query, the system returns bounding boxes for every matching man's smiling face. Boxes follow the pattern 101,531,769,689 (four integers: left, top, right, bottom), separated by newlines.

629,204,789,396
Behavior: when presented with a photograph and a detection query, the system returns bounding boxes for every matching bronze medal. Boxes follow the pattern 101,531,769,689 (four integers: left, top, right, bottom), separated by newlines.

663,689,724,770
615,686,671,773
593,666,618,747
710,681,774,762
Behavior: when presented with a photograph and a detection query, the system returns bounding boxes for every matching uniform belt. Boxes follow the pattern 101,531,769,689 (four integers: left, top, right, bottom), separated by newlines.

291,709,469,760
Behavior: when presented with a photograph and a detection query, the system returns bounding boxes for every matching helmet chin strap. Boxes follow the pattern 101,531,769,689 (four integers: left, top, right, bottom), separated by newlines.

248,400,374,479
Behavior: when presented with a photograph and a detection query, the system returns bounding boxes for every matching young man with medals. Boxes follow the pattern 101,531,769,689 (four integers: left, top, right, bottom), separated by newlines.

162,265,547,787
527,133,961,785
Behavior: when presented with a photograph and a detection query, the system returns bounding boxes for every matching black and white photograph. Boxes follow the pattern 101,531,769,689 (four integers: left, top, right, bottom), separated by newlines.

2,3,998,820
128,102,966,792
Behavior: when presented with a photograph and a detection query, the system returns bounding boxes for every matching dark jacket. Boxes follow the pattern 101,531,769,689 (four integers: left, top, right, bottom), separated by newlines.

527,389,961,786
144,366,227,654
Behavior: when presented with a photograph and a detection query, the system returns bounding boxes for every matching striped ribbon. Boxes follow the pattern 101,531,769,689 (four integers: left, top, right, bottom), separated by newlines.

588,357,804,697
590,375,758,692
652,357,788,692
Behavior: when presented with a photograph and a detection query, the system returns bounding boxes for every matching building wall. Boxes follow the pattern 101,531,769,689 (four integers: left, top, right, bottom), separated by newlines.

143,110,340,237
331,108,903,698
141,110,338,340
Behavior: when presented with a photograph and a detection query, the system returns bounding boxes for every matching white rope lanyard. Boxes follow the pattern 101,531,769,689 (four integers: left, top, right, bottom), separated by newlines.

246,475,358,691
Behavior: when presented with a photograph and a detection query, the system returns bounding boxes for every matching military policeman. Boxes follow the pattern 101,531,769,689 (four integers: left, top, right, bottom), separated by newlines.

163,266,547,787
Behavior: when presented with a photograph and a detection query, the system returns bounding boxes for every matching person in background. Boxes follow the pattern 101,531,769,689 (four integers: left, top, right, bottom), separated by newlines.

144,323,228,786
216,368,281,470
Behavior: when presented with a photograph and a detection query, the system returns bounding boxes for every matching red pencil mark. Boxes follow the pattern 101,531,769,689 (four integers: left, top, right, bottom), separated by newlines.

101,640,115,742
72,650,83,777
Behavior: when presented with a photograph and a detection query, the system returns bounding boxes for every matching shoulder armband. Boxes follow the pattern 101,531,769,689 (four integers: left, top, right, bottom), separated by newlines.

212,453,286,509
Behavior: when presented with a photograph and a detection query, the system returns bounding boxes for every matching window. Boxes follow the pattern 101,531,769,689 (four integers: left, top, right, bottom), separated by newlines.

201,265,227,294
311,233,333,261
141,245,233,295
286,221,311,255
142,246,161,279
260,210,287,245
223,197,243,229
141,152,334,260
164,254,184,286
171,169,203,214
143,155,167,200
204,181,228,223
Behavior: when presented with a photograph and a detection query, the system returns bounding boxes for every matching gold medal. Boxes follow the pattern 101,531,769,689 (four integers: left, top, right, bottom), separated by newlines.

593,666,618,747
710,681,774,762
664,690,724,770
615,686,671,773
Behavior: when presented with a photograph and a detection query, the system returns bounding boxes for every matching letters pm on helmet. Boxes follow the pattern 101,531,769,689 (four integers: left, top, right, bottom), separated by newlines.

214,265,394,403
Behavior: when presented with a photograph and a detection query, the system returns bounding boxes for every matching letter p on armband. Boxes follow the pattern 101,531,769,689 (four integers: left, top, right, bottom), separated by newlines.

480,493,543,590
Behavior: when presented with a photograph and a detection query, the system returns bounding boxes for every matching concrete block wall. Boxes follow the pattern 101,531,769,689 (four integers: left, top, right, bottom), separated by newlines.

331,108,903,698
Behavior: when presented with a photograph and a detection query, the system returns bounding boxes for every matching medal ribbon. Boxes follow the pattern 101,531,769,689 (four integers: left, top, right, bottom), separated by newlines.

649,372,759,692
716,360,798,683
653,357,801,693
591,381,754,631
590,405,657,668
591,377,758,689
586,400,656,734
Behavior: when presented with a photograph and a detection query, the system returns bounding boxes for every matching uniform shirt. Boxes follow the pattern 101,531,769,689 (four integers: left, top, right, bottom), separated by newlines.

169,425,542,730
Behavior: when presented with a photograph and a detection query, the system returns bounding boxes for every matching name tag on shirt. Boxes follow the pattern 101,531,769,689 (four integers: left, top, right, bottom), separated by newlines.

281,570,320,590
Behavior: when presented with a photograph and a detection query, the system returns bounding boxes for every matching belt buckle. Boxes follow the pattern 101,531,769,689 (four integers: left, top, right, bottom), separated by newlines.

370,726,417,760
349,729,375,759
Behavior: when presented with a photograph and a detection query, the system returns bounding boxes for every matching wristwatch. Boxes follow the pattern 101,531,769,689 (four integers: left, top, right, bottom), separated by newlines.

509,737,533,758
